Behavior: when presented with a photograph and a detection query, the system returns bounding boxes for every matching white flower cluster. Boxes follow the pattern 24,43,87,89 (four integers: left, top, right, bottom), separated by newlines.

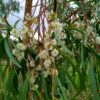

95,36,100,45
10,29,19,38
73,22,96,41
86,26,95,37
10,12,66,81
36,35,59,77
73,31,82,39
10,13,34,40
12,43,26,61
50,21,63,33
16,43,26,51
19,25,29,38
35,19,66,77
10,25,29,39
73,21,85,39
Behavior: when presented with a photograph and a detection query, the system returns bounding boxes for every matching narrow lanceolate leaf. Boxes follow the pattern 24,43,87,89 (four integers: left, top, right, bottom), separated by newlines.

18,78,29,100
4,39,22,68
90,63,99,100
65,71,80,93
14,20,20,28
57,78,67,100
35,90,43,100
42,75,49,100
81,44,85,71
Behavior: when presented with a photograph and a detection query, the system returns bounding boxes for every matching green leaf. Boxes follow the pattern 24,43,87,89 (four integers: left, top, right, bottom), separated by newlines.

81,44,85,71
94,0,100,4
57,77,68,100
18,78,29,100
3,67,18,99
4,39,22,68
89,63,99,100
35,89,43,100
0,39,4,59
58,64,83,98
5,68,17,93
59,50,82,75
41,75,49,100
14,20,20,28
66,71,80,93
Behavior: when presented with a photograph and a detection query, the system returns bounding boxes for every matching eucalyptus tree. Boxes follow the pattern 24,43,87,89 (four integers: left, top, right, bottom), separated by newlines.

0,0,100,100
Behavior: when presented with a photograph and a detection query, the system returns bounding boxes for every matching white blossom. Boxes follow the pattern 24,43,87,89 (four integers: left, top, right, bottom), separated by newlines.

16,43,26,51
36,65,42,71
51,21,63,33
74,22,81,28
43,70,49,78
51,39,57,45
17,53,24,61
37,50,49,59
51,49,59,57
58,32,66,39
12,49,17,56
30,60,35,67
86,26,93,36
73,32,82,39
19,25,29,38
44,59,51,69
10,29,19,38
91,19,96,23
12,49,24,61
95,36,100,45
44,42,53,50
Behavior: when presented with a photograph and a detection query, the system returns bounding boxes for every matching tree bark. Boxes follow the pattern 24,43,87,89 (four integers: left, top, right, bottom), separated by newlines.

24,0,32,21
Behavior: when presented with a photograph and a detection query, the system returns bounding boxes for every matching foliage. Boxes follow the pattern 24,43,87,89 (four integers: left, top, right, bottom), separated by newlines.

0,0,100,100
0,0,20,16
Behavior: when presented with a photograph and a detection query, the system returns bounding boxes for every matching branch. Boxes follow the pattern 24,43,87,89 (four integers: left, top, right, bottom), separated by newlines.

53,0,57,12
